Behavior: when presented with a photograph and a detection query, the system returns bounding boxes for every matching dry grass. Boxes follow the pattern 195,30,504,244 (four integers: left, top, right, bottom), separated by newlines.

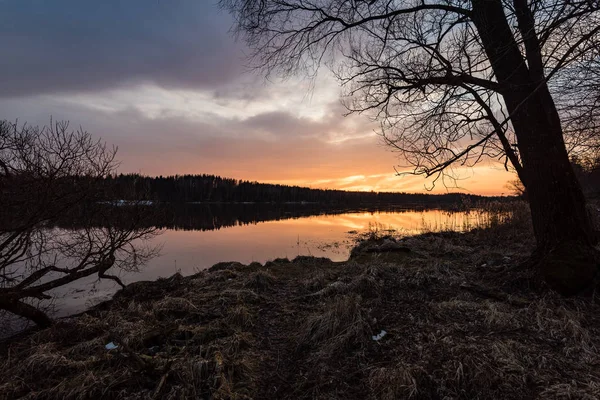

0,270,261,400
225,304,255,330
2,213,600,399
300,294,372,356
300,270,331,291
368,364,432,400
418,199,532,234
242,270,277,292
221,289,261,304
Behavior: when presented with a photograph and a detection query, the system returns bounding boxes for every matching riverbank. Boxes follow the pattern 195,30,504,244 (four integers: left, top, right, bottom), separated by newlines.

2,217,600,399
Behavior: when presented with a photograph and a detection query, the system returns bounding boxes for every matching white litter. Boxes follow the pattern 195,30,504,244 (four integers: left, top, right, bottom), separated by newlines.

105,342,119,350
372,330,387,341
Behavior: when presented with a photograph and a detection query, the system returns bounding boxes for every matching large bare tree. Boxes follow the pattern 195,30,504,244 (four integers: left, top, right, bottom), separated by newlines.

0,120,159,328
222,0,600,294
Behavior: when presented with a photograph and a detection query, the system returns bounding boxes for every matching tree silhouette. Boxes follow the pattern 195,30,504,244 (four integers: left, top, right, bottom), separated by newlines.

221,0,600,294
102,172,494,205
0,120,159,328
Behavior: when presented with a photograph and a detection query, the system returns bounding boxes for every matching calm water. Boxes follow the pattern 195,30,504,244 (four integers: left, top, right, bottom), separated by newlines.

50,207,494,316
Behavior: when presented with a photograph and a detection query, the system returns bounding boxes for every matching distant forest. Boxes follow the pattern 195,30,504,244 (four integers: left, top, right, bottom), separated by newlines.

103,173,509,205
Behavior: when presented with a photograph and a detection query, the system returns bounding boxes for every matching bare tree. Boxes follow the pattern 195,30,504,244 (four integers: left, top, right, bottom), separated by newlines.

0,120,160,328
505,179,527,198
221,0,600,294
556,43,600,160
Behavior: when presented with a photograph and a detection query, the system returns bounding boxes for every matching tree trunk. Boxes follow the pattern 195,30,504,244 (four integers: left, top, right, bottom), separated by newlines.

472,0,598,295
0,298,53,328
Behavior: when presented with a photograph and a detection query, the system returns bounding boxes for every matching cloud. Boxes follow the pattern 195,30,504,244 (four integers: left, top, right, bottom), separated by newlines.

0,91,514,195
236,100,375,141
241,111,323,139
0,0,245,98
0,1,514,195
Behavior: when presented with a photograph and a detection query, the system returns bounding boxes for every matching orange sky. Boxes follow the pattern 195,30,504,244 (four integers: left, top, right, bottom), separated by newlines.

116,122,515,196
266,166,515,196
0,77,515,196
0,2,515,196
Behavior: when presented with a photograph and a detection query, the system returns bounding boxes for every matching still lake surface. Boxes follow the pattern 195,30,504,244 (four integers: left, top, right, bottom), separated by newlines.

51,206,494,316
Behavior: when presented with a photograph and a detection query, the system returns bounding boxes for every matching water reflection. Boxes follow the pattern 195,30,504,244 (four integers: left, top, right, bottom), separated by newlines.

49,206,501,317
147,203,461,231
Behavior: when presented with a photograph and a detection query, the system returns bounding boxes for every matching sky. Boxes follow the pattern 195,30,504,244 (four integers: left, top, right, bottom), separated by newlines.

0,0,514,195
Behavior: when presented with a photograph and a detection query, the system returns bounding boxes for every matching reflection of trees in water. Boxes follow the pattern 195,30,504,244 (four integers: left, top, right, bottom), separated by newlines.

142,203,483,231
158,203,388,231
59,203,471,232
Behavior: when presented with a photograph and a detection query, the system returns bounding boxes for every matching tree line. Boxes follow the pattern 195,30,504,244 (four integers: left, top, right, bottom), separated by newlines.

103,173,506,205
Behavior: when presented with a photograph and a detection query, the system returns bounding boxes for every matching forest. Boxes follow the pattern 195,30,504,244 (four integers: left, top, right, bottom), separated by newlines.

103,173,505,205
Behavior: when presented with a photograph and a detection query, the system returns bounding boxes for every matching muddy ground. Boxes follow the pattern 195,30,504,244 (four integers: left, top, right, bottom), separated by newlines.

2,220,600,399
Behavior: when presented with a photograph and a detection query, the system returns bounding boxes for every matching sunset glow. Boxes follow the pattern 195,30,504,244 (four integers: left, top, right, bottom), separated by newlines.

0,1,514,196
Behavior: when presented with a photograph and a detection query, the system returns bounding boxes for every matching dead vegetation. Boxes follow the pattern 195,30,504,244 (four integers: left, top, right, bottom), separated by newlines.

300,294,372,356
0,271,260,400
2,215,600,399
243,270,277,292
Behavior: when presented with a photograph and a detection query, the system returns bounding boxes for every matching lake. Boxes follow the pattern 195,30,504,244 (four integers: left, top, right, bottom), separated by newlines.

48,205,501,317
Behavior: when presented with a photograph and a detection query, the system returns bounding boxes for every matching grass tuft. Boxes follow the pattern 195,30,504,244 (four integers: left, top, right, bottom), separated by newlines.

243,270,277,292
300,294,371,356
225,304,255,331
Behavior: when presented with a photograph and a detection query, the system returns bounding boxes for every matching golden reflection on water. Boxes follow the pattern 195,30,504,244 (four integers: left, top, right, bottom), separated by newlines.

56,209,491,315
139,209,487,278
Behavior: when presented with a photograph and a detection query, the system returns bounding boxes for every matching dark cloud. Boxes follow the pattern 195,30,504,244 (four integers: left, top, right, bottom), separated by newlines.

0,0,246,97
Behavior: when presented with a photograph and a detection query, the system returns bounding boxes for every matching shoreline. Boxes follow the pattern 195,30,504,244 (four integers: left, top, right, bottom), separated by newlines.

3,223,600,399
